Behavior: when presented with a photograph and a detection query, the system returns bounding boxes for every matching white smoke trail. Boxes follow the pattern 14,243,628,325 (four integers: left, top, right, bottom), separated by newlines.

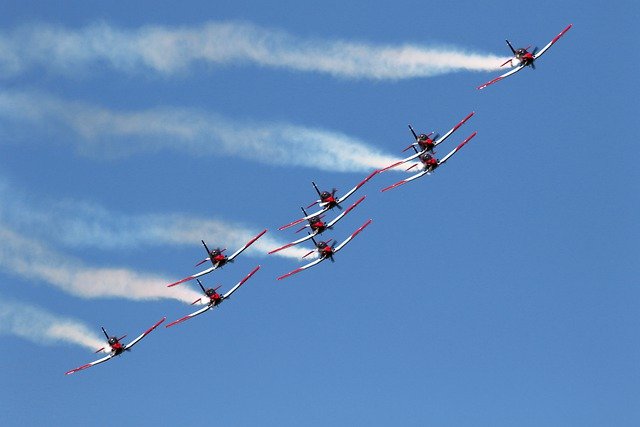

0,179,310,259
0,296,105,350
0,22,506,79
0,90,401,172
0,227,205,304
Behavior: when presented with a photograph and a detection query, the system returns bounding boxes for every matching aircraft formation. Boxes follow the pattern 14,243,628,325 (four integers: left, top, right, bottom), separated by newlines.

65,24,572,375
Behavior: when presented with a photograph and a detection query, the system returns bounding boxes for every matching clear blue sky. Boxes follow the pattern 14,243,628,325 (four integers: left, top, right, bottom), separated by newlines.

1,1,638,426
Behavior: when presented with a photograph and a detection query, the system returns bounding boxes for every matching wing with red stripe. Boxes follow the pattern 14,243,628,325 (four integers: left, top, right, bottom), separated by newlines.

335,170,378,204
534,24,572,59
437,132,477,165
477,64,526,90
65,353,113,375
165,305,212,328
277,257,326,280
227,229,267,262
124,317,166,350
223,265,260,299
334,219,372,253
380,170,431,192
167,266,217,287
432,112,475,148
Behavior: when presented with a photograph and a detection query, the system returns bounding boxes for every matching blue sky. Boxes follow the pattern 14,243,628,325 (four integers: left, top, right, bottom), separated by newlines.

0,1,638,426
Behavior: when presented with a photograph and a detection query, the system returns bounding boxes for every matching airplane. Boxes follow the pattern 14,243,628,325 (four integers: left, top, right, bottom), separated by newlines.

278,170,378,231
65,317,166,375
269,196,366,255
477,24,572,90
378,112,474,173
165,265,261,328
277,218,372,280
381,132,477,192
167,229,267,287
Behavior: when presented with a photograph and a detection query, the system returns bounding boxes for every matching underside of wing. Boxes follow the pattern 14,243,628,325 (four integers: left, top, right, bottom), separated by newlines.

433,111,475,147
223,265,261,299
334,219,372,253
123,317,166,349
438,132,477,165
326,195,366,228
378,150,424,173
165,305,212,328
336,170,378,203
477,64,526,90
534,24,573,60
381,170,430,192
269,232,318,254
227,229,267,261
167,266,216,287
65,353,113,375
277,257,326,280
279,208,328,231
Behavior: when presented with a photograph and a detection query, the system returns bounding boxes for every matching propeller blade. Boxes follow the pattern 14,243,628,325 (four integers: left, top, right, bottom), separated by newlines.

408,124,418,140
196,279,207,294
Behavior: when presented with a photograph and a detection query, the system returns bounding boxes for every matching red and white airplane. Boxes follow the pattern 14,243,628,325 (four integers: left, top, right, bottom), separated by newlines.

167,229,267,287
278,171,378,231
65,317,166,375
277,219,372,280
378,112,474,173
166,265,260,328
381,132,477,192
477,24,572,90
269,196,366,255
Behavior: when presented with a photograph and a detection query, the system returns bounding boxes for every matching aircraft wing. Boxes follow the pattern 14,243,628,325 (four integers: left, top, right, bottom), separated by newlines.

378,150,425,173
227,229,267,262
335,170,378,204
432,112,475,148
326,195,366,228
167,266,217,287
333,219,372,253
477,64,526,90
276,256,327,280
223,265,260,299
124,317,166,350
380,169,431,192
269,232,319,254
165,305,213,328
437,132,477,165
534,24,572,60
278,207,327,231
65,353,114,375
